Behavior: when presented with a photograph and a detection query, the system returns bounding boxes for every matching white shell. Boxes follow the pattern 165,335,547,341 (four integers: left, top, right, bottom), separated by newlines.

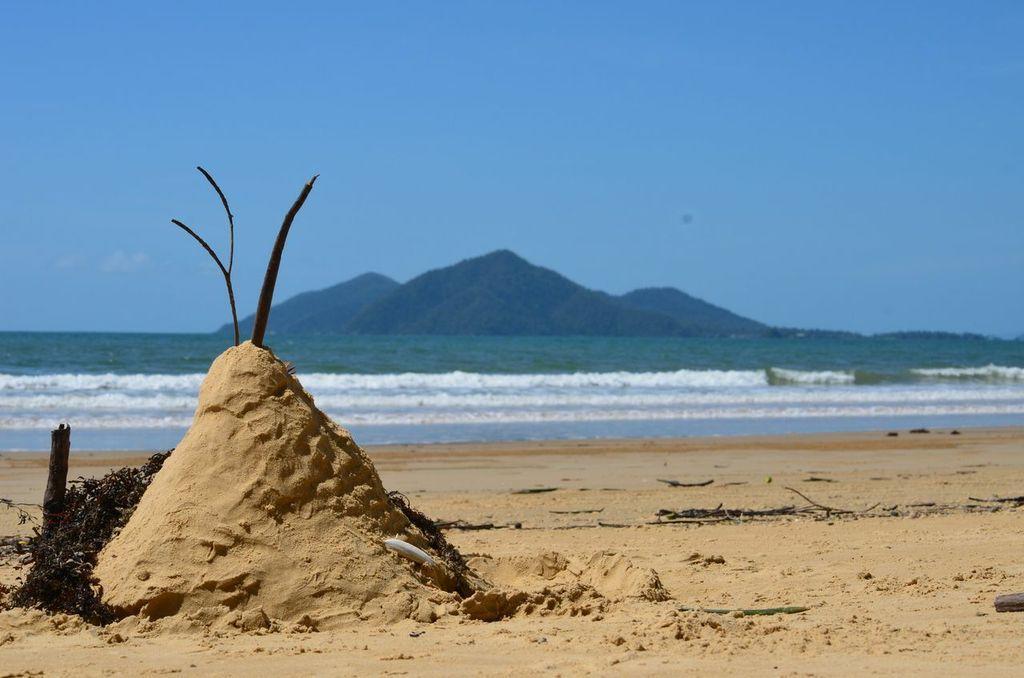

384,538,436,567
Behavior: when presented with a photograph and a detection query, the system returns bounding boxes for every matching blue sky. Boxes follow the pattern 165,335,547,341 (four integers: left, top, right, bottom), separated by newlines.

1,2,1021,335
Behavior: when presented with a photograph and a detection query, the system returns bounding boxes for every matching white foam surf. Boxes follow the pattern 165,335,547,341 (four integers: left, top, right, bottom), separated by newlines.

911,364,1024,381
2,364,1024,439
769,368,856,385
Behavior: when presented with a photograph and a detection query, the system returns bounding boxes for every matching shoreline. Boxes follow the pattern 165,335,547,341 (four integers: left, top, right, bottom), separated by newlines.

1,422,1018,459
2,415,1021,452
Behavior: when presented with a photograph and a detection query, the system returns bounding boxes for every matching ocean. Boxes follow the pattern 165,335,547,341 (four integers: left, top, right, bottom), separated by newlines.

1,332,1022,450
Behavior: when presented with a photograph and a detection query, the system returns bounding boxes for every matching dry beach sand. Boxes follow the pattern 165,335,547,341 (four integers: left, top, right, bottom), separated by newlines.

2,426,1023,675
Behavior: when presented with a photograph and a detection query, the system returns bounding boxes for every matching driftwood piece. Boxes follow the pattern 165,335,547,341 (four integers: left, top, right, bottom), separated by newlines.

511,487,559,495
969,495,1024,505
783,486,879,516
657,478,714,488
656,504,799,521
995,593,1024,612
251,175,318,347
679,605,809,616
43,424,71,530
434,520,502,531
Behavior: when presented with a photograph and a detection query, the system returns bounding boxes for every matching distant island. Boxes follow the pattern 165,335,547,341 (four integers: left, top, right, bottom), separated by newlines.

220,250,995,340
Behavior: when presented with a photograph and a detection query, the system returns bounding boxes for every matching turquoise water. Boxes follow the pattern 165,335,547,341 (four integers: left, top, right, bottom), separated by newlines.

1,332,1022,449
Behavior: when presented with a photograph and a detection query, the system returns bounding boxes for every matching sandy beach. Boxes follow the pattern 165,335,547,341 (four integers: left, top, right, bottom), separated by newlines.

2,426,1023,675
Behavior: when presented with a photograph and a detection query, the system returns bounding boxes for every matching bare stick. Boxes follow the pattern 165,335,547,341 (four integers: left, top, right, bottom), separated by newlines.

969,495,1024,504
170,219,228,276
1,498,40,526
43,424,71,530
783,486,846,514
170,217,240,345
195,166,239,345
195,167,235,272
511,487,559,494
657,478,714,488
251,174,318,347
782,486,881,516
678,605,809,616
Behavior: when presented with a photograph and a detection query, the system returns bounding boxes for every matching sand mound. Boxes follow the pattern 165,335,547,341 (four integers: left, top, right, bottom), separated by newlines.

461,551,670,621
94,342,464,629
470,551,670,602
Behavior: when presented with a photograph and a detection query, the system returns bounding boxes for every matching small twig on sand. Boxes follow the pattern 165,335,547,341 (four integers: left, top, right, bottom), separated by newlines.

647,516,732,525
783,486,854,516
549,508,604,514
511,487,559,495
969,495,1024,505
656,505,799,521
679,605,809,616
1,498,40,526
434,520,500,531
782,485,880,518
657,478,714,488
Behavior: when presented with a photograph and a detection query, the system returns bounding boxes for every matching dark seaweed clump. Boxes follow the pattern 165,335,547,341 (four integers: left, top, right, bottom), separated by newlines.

7,451,171,624
387,490,477,598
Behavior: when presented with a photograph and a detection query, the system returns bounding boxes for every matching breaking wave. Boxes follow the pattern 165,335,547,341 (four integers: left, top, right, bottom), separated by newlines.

2,364,1024,438
911,365,1024,381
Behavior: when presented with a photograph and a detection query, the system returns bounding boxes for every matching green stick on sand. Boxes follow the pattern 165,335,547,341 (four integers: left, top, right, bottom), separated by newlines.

679,605,810,616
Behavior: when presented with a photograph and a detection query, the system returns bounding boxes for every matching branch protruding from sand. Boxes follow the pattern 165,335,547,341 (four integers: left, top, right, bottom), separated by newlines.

43,424,71,530
170,167,240,345
250,175,318,348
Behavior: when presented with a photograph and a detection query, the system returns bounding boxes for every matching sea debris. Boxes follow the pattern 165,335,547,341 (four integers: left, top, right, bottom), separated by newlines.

968,494,1024,506
384,538,436,567
678,605,809,616
657,479,714,488
387,491,476,596
0,498,39,527
6,451,170,623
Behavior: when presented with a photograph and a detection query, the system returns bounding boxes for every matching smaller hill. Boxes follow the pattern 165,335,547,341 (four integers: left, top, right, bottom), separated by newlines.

617,287,767,337
224,272,399,336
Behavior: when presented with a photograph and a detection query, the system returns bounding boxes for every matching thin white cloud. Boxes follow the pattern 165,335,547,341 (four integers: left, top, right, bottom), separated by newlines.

54,254,82,270
100,250,150,274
